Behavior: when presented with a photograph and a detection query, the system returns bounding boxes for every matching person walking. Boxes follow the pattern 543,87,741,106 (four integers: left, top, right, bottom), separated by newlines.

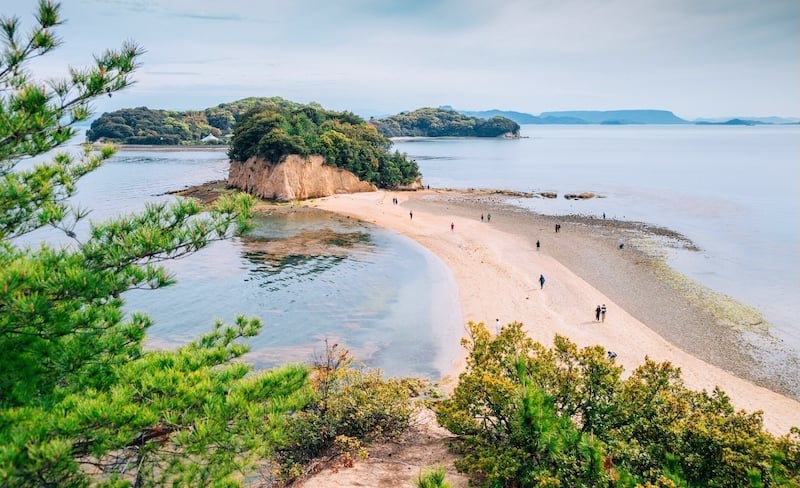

536,240,540,250
595,305,601,321
451,222,454,231
495,318,500,334
487,213,491,222
409,210,413,220
539,274,545,289
601,304,607,322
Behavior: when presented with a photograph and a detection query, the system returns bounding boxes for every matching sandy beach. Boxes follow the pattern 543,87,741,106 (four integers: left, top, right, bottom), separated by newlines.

309,189,799,436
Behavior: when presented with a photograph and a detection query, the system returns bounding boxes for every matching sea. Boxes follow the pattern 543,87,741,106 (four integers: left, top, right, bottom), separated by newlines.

16,124,800,383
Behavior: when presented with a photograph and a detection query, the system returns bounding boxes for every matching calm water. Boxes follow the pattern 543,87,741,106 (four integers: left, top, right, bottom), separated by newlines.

18,149,462,379
394,124,800,355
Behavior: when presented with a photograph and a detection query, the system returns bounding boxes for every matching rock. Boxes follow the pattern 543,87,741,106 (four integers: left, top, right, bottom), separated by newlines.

227,154,376,201
564,192,596,200
395,178,425,191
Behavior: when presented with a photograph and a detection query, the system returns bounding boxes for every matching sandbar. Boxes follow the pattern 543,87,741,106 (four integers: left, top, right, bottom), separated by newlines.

310,189,800,435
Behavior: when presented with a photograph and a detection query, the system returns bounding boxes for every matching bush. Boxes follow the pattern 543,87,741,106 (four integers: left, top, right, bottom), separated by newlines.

274,341,416,482
417,465,452,488
436,322,800,487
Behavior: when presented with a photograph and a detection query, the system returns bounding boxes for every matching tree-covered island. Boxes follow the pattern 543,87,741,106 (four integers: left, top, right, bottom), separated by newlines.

87,104,521,145
227,100,420,189
87,97,421,189
369,107,521,138
86,97,271,145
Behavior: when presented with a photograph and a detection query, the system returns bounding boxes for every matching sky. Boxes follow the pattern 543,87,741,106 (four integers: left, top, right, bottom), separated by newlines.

7,0,800,119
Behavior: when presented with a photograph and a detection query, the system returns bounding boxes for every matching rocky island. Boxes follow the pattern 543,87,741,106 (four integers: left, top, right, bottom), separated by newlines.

225,99,421,201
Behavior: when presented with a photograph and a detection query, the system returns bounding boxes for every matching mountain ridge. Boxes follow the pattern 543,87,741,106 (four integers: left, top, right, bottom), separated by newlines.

455,108,799,126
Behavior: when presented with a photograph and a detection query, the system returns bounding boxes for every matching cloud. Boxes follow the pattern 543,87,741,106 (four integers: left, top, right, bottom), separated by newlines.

8,0,798,117
173,12,247,22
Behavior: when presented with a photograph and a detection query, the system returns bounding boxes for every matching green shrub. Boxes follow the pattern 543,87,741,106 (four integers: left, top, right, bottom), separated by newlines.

436,322,800,487
274,341,416,482
417,465,452,488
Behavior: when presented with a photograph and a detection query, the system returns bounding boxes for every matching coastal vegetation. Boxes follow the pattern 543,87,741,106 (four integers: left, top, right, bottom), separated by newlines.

370,107,520,138
228,101,420,188
0,4,410,486
436,322,800,487
2,3,798,487
85,97,274,145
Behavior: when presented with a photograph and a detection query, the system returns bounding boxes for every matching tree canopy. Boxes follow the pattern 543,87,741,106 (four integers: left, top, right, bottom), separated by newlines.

437,322,800,487
370,107,521,138
1,5,421,486
0,3,310,486
85,98,278,145
228,101,421,188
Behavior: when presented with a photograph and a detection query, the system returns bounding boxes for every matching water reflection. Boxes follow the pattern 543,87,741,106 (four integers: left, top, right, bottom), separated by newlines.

131,208,459,380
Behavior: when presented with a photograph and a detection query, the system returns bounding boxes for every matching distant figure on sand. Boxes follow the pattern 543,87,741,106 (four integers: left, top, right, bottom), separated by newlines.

595,304,601,321
409,211,413,220
495,318,500,334
539,274,545,289
451,222,454,231
487,213,491,222
536,240,540,250
607,350,617,360
481,214,484,222
601,304,607,322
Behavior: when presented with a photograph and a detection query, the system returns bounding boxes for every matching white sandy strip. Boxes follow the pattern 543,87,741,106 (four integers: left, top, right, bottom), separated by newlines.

311,190,800,435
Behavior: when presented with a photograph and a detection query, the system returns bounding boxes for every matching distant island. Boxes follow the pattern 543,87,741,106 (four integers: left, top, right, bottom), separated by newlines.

369,107,520,138
86,101,799,147
454,107,800,126
88,102,521,146
86,97,287,145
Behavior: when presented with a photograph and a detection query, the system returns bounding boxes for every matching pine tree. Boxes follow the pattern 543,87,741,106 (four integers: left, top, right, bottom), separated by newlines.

0,2,311,486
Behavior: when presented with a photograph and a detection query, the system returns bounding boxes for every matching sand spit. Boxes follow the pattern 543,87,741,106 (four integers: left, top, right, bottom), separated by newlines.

310,189,799,436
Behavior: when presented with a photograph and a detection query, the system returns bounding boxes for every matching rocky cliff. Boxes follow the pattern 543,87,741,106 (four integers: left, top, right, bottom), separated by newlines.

227,154,376,201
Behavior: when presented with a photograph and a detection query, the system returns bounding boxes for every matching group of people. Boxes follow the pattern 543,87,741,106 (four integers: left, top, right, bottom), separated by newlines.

594,304,607,322
480,213,491,222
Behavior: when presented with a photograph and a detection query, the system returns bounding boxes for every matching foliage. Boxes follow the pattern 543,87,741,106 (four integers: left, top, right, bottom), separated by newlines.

274,341,416,483
87,107,209,144
228,101,421,188
1,3,315,486
370,107,521,138
417,465,452,488
436,322,800,487
85,97,282,145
